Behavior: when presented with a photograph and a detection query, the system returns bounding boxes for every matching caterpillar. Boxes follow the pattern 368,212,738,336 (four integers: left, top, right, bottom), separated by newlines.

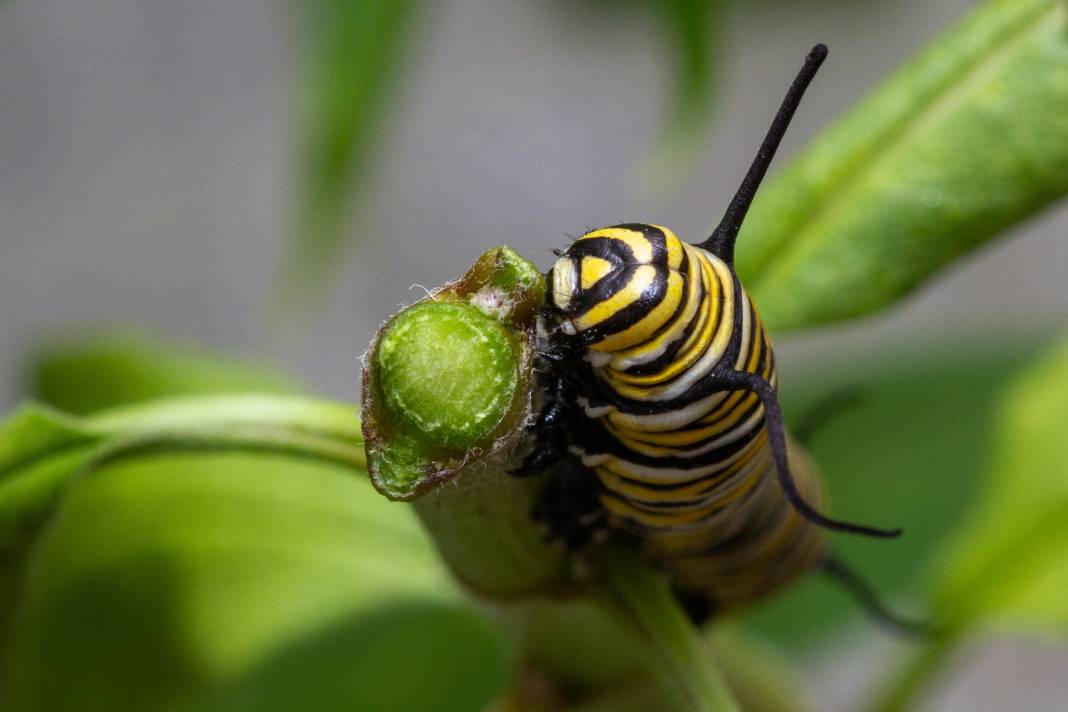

518,44,918,627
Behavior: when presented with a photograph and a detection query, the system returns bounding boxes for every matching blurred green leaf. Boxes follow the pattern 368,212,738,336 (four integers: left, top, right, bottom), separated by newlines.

927,332,1068,631
0,395,366,553
0,394,369,665
0,404,101,652
185,600,511,712
738,0,1068,330
0,452,458,712
864,334,1068,712
285,0,420,298
0,404,97,479
739,337,1046,648
658,0,718,129
28,332,299,415
643,0,722,175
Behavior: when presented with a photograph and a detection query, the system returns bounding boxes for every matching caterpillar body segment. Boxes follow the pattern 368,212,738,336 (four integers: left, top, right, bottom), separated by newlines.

520,45,914,623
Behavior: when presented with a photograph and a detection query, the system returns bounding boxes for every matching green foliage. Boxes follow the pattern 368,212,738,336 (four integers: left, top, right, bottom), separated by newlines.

657,0,719,135
0,453,458,712
287,0,419,296
642,0,723,177
0,394,370,662
739,0,1068,330
183,600,512,712
28,332,298,415
4,0,1068,708
0,334,513,711
707,630,810,712
865,333,1068,712
0,405,97,483
0,394,369,569
928,333,1068,632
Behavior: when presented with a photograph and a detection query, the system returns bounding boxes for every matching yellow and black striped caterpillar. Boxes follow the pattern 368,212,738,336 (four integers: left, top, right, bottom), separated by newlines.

519,45,918,625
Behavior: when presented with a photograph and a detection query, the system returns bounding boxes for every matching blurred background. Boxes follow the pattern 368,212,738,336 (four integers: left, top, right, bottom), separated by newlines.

1,0,1066,710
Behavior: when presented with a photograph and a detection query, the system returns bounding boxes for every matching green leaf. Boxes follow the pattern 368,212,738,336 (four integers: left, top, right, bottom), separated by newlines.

862,335,1068,712
183,601,511,712
738,0,1068,330
0,404,103,657
0,453,456,712
28,332,299,415
927,332,1068,631
639,0,723,182
657,0,718,134
284,0,420,299
0,404,102,575
0,395,367,549
0,404,97,480
0,394,370,658
0,395,507,712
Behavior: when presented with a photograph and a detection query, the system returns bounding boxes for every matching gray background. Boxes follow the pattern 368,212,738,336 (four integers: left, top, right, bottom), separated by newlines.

1,1,1065,709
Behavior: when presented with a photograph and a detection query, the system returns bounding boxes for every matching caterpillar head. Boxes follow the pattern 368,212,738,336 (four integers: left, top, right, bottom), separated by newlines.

546,223,685,352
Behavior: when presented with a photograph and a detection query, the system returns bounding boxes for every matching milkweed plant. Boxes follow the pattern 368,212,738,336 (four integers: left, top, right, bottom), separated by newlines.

1,0,1067,710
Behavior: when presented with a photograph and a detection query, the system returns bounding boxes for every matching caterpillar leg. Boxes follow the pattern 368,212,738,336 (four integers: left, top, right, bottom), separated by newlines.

710,368,902,538
511,398,567,477
534,456,606,550
511,369,574,477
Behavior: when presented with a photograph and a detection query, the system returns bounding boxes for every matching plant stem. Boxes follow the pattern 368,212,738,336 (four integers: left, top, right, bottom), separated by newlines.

598,545,741,712
412,460,568,598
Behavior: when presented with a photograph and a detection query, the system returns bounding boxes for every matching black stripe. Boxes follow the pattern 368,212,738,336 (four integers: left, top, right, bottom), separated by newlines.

567,236,631,263
620,260,742,401
610,223,669,265
588,415,765,470
622,247,702,376
568,263,636,315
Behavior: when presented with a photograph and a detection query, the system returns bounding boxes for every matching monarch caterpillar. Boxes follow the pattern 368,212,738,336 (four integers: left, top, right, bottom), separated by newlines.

518,44,921,628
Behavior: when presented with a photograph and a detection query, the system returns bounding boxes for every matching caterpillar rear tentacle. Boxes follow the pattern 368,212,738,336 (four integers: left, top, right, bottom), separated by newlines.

709,368,902,539
821,556,935,637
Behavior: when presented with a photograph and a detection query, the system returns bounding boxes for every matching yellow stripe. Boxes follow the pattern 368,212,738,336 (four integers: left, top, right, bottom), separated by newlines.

608,394,762,452
581,227,653,263
654,225,686,270
605,461,764,527
590,269,685,353
603,493,718,527
596,433,768,501
573,264,656,330
579,256,614,289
